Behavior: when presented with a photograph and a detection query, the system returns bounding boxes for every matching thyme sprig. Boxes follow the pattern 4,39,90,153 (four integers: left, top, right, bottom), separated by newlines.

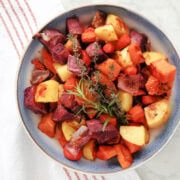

66,77,128,130
92,42,99,65
67,34,81,58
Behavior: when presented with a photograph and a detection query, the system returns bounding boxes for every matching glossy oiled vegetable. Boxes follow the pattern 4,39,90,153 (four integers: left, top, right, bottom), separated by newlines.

24,10,176,170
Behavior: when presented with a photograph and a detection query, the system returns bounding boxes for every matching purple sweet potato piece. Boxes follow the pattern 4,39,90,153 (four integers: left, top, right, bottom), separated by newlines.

24,86,47,114
60,93,81,113
60,93,76,109
86,42,108,64
51,43,69,64
106,133,120,145
34,29,66,49
86,119,119,144
92,10,106,28
30,69,50,85
118,74,140,95
67,55,85,76
52,104,74,122
65,126,91,157
71,104,81,113
130,29,151,52
67,17,82,35
139,73,147,89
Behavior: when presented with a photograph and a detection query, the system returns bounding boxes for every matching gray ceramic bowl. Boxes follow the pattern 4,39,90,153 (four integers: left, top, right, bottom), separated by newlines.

17,4,180,174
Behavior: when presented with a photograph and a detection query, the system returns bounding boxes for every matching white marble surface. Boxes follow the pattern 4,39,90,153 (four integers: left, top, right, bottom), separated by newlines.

60,0,180,179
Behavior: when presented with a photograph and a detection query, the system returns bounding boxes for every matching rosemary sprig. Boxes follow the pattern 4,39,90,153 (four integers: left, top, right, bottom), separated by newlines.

66,77,128,130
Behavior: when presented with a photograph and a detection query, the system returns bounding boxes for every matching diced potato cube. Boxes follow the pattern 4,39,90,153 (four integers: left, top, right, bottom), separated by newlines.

106,14,128,37
35,80,59,102
62,121,76,141
120,125,146,146
114,48,133,68
62,117,86,141
118,91,133,112
82,140,96,160
64,39,73,53
95,24,118,42
143,51,167,65
53,63,73,82
144,99,171,128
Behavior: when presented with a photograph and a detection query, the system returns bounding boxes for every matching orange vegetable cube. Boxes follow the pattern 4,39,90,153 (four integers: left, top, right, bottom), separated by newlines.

116,34,131,50
81,27,96,43
64,147,82,161
114,144,133,169
124,65,137,75
86,108,97,119
31,58,45,70
128,42,145,65
128,105,145,122
97,58,121,81
103,43,115,54
145,75,160,95
122,139,142,153
63,76,77,91
97,146,117,160
142,95,159,105
38,113,56,138
133,89,146,96
81,50,91,66
42,49,56,74
99,114,117,126
150,59,176,83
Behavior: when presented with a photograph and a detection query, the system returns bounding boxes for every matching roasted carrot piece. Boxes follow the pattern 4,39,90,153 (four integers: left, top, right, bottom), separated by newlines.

63,147,82,161
75,82,96,107
145,75,160,95
125,141,142,153
81,50,91,66
128,105,145,122
38,113,56,138
150,59,176,83
128,42,145,65
42,48,56,74
133,89,146,96
99,114,117,126
103,43,115,54
114,144,133,169
142,95,158,105
121,138,142,153
55,124,67,147
63,76,77,91
145,75,172,96
31,58,45,70
116,34,131,50
124,66,137,75
86,108,97,119
97,58,121,81
81,27,96,43
96,146,117,160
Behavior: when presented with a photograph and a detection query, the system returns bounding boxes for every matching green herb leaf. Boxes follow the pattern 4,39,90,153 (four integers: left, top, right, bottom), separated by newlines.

102,117,111,131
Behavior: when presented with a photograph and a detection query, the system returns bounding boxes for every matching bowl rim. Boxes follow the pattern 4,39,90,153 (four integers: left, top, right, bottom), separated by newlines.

16,3,180,175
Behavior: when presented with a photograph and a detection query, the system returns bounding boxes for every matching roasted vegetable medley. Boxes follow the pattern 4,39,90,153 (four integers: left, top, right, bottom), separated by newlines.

24,10,176,169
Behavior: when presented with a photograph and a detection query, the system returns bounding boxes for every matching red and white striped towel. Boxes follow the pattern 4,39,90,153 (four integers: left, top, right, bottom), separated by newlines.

0,0,141,180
